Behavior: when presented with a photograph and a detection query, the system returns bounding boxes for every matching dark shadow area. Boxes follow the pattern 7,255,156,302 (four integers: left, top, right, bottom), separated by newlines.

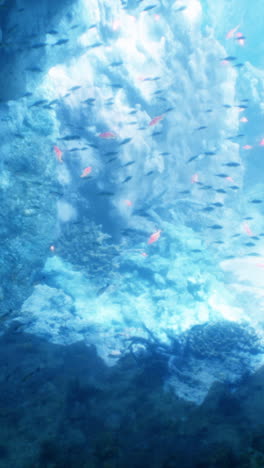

0,325,264,467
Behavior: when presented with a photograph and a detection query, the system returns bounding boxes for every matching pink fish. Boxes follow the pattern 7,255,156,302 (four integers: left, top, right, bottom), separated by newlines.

54,145,63,163
124,199,133,206
236,32,245,46
256,263,264,269
240,117,248,123
226,176,235,183
99,132,116,139
149,115,164,126
141,252,148,257
49,245,56,252
243,222,253,237
148,230,161,245
80,166,92,178
191,173,199,184
226,24,240,39
259,139,264,146
243,145,253,150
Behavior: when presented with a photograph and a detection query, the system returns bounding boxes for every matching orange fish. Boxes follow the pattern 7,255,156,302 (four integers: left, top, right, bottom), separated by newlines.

148,230,161,244
149,115,164,126
99,132,116,139
243,222,253,237
243,145,253,150
124,199,133,206
80,166,92,178
226,24,240,39
191,173,199,184
54,145,63,163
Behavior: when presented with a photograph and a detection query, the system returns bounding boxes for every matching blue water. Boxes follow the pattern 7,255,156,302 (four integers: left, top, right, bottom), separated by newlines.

1,0,264,466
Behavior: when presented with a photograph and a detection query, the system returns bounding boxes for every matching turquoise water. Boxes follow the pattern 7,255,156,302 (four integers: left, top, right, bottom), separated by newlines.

0,0,264,466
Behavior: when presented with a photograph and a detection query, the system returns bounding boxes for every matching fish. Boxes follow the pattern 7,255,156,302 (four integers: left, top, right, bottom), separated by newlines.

191,173,199,184
149,115,164,126
244,242,255,247
99,132,116,139
30,99,48,107
198,185,213,190
187,155,200,163
226,176,235,183
110,61,123,67
97,191,115,196
21,367,40,382
222,162,240,167
215,189,227,194
80,167,92,178
234,63,244,68
69,86,82,91
54,146,63,163
108,83,123,89
106,157,118,164
230,185,239,190
22,92,33,98
163,107,175,113
243,223,253,236
124,200,133,206
104,151,119,157
226,25,240,39
242,145,253,150
212,202,224,207
31,42,47,49
148,230,161,244
119,137,132,145
53,39,69,46
195,126,207,131
49,99,59,105
204,151,216,156
47,30,58,35
222,56,237,61
250,199,262,204
96,284,111,296
145,170,155,176
122,161,135,167
122,176,133,183
82,98,96,104
202,207,215,212
175,6,187,12
59,135,81,141
208,224,223,229
143,4,157,11
259,139,264,146
214,173,229,178
87,42,103,49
